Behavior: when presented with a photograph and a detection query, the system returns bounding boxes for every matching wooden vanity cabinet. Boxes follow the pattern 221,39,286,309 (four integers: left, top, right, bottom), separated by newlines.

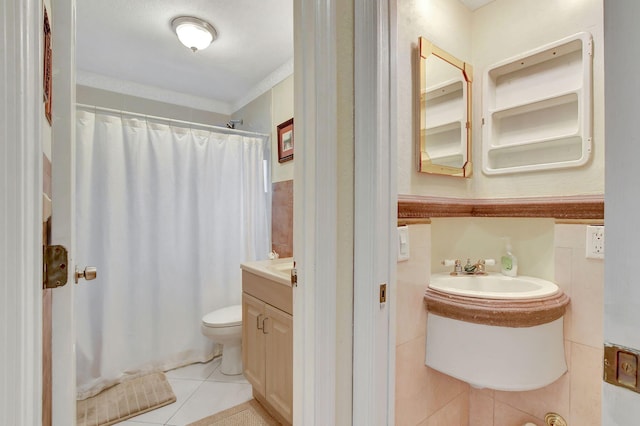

242,271,293,425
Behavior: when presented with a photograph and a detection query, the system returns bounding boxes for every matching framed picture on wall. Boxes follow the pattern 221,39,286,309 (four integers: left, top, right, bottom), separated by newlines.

277,118,294,163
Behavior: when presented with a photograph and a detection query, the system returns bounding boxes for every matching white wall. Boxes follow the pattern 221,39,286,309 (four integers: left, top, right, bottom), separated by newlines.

231,90,272,135
472,0,604,198
76,85,230,124
603,0,640,423
271,76,295,183
431,217,555,280
396,0,472,196
397,0,604,199
233,74,294,183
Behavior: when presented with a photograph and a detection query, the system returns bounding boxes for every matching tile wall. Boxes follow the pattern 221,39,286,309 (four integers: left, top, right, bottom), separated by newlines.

272,180,293,258
396,224,470,425
395,223,603,425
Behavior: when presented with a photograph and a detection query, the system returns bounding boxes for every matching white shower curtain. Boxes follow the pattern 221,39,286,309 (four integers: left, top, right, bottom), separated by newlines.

74,109,270,399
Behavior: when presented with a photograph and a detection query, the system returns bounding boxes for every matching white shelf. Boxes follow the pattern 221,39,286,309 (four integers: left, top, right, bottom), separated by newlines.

482,32,593,175
423,80,464,130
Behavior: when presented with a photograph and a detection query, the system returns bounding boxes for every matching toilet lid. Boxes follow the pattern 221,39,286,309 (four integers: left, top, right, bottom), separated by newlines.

202,305,242,328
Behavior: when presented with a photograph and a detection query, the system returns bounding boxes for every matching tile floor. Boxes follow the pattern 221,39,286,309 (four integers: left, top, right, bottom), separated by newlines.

118,357,252,426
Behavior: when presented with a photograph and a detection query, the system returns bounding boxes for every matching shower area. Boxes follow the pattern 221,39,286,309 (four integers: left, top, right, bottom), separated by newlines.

74,105,270,399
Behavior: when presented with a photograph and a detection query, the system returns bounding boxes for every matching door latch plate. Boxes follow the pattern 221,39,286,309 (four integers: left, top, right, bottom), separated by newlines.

604,343,640,393
380,283,387,303
44,245,68,289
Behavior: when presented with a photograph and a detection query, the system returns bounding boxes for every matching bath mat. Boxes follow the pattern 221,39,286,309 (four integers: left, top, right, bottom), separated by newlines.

76,372,176,426
187,399,281,426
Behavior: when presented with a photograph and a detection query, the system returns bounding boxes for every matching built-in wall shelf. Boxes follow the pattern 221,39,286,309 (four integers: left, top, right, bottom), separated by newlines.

482,32,593,175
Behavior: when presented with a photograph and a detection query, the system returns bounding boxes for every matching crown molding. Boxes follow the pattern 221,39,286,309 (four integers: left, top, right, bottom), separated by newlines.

76,70,233,115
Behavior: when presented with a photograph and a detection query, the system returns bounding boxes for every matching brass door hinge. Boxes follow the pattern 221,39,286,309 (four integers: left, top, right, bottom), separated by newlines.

43,245,68,289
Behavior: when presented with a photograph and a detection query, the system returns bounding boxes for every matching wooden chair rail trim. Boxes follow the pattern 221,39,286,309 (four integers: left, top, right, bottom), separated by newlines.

398,194,604,220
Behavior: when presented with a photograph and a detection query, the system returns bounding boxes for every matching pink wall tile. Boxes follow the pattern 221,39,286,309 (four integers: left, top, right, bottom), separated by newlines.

555,247,574,341
272,180,293,257
396,335,431,426
568,253,604,348
396,223,603,425
493,370,570,421
396,278,429,346
396,224,431,345
493,400,543,425
570,342,603,425
469,387,494,426
425,368,468,417
424,392,469,426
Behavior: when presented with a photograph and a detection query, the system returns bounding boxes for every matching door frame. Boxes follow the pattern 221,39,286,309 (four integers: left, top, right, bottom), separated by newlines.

50,0,77,423
293,0,395,424
353,0,396,424
0,0,45,424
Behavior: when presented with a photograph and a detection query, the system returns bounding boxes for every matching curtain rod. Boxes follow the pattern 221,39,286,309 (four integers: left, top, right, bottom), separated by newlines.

76,103,270,139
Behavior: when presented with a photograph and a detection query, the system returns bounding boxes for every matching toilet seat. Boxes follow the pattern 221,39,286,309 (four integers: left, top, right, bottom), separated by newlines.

202,305,242,328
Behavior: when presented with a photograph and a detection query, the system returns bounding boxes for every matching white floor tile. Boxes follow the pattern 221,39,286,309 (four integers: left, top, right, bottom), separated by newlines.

206,364,249,384
165,381,253,426
115,421,161,425
125,378,202,424
166,358,221,381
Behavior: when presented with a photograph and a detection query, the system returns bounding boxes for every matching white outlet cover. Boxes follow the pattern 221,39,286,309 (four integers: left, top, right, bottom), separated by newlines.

586,225,604,259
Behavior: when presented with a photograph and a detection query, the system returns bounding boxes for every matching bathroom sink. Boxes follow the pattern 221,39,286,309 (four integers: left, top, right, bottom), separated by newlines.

429,273,558,300
240,258,293,286
266,261,294,275
424,273,570,391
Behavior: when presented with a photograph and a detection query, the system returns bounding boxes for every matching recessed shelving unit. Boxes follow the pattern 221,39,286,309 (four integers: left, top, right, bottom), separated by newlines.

482,32,593,175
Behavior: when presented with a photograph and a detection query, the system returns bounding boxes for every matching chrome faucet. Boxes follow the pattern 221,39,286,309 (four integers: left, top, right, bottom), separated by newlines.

442,258,495,276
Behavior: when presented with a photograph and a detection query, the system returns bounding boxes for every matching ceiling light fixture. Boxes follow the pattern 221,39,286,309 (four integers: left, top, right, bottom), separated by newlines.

171,16,217,52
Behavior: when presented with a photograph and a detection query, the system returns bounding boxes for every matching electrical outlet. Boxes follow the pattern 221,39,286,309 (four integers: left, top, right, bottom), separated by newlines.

586,225,604,259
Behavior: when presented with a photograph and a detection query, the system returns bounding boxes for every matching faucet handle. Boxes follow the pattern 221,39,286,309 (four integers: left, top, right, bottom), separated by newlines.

483,258,496,266
442,259,462,275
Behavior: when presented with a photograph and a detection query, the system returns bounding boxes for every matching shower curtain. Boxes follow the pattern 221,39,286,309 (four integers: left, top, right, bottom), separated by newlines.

74,109,270,399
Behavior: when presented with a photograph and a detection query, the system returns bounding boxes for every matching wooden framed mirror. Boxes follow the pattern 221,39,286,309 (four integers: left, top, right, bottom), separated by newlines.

419,37,473,177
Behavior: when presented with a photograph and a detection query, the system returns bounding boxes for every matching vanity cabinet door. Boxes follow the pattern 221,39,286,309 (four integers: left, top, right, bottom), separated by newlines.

264,304,293,424
242,292,266,395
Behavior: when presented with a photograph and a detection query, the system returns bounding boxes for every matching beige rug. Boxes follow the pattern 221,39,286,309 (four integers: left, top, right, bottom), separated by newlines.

188,399,281,426
76,372,176,426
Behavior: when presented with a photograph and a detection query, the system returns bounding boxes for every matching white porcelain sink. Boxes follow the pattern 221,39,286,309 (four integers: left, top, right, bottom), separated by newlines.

425,272,569,391
429,273,558,300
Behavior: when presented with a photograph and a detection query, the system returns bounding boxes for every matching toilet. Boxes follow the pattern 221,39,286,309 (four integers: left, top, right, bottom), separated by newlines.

201,305,243,375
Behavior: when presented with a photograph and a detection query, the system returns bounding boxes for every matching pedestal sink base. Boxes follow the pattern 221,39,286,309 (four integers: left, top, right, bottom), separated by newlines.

425,313,567,391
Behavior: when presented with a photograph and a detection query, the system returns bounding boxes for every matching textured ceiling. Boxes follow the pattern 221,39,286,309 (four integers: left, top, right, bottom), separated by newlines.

76,0,293,112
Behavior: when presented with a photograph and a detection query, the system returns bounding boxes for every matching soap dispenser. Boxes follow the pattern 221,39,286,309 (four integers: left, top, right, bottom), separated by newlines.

501,238,518,277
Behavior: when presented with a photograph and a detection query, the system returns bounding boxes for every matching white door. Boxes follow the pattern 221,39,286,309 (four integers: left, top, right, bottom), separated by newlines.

50,0,78,424
603,0,640,423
